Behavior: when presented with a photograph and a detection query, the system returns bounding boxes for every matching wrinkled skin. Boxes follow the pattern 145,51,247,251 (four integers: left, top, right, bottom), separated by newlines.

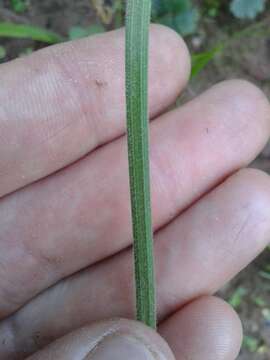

0,25,269,359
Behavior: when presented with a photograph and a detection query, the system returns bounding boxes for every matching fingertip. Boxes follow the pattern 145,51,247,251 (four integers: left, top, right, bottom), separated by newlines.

149,23,191,81
27,319,175,360
149,24,191,107
211,79,270,148
183,79,270,168
232,167,270,195
107,318,176,360
159,296,243,360
194,296,243,359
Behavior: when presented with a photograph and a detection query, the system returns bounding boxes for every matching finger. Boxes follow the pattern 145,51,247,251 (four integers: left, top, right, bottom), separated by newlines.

0,25,190,197
0,80,269,318
27,319,175,360
27,298,241,360
159,296,242,360
2,168,270,357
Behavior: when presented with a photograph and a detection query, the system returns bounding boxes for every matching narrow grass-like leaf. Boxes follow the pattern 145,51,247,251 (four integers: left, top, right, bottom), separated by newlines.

191,45,223,78
0,22,64,44
259,271,270,280
125,0,156,328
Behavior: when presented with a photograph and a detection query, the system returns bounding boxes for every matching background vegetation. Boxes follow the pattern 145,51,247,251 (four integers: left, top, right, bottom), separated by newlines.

0,0,270,358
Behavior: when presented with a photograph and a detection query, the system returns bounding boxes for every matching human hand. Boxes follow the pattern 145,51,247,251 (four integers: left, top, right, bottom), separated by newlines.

0,25,270,359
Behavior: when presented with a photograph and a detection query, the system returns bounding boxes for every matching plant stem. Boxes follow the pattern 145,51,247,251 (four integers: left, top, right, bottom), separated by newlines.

125,0,156,329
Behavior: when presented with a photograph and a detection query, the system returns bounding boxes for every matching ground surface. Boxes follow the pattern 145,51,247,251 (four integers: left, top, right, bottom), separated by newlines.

0,1,270,358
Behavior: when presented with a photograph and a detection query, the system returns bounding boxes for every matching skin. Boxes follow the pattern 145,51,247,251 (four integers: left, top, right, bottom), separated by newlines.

0,24,269,359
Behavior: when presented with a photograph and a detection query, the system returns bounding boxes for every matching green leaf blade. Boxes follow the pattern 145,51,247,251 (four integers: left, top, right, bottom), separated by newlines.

125,0,156,329
0,22,64,44
191,44,223,78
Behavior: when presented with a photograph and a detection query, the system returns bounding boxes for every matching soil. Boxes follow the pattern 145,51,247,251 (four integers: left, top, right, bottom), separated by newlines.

0,1,270,358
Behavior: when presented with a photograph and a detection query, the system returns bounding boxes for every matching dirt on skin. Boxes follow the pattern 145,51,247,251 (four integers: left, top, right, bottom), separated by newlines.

0,1,270,358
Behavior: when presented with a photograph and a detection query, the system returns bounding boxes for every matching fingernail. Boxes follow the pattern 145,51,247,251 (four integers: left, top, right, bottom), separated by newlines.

85,332,164,360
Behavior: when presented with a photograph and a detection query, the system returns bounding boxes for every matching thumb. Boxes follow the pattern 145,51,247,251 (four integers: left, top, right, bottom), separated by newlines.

27,318,175,360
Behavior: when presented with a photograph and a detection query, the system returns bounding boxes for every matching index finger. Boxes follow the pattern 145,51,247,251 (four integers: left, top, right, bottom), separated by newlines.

0,25,190,197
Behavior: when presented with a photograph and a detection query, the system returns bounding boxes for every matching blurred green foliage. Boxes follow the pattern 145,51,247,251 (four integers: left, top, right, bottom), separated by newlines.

1,0,269,75
204,0,221,17
152,0,199,36
228,286,248,309
151,0,268,36
68,24,105,40
262,308,270,321
0,22,63,43
230,0,267,19
252,295,267,307
243,336,260,353
10,0,28,13
0,45,6,59
259,263,270,280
